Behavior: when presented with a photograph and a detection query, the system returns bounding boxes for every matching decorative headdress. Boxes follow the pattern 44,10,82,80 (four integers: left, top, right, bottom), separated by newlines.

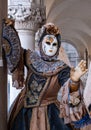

44,23,60,35
35,23,61,61
35,23,61,45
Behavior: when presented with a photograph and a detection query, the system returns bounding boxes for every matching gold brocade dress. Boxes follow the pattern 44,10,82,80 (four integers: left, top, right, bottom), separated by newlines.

8,50,73,130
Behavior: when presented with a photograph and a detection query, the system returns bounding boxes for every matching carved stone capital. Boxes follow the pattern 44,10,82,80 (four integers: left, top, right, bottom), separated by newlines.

15,20,40,31
8,3,46,30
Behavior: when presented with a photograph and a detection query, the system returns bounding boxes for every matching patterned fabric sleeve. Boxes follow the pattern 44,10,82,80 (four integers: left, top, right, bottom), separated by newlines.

2,19,25,89
11,48,25,89
58,65,91,128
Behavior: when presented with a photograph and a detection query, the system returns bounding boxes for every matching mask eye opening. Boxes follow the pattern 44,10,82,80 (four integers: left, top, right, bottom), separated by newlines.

46,42,51,45
53,43,57,46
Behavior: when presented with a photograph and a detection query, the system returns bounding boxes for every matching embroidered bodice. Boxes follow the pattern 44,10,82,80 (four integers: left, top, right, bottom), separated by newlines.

24,50,70,108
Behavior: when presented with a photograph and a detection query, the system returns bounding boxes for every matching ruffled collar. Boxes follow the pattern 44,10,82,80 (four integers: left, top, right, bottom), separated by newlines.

30,51,65,75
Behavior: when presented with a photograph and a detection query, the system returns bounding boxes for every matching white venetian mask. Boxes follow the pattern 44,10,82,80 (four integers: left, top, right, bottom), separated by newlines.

42,35,58,57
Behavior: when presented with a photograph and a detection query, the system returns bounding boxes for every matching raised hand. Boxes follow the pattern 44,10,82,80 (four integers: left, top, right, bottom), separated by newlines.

70,60,88,82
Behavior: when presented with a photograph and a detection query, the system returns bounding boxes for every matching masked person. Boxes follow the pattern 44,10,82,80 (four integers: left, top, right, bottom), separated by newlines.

2,19,90,130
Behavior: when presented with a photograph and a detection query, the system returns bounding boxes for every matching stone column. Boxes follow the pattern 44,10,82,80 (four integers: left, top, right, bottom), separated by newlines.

0,0,7,130
8,0,46,50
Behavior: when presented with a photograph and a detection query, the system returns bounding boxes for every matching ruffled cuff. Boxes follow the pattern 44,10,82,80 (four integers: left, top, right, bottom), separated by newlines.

69,79,80,92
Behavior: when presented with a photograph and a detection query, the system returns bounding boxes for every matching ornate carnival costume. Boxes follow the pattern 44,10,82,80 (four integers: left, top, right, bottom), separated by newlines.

2,19,91,130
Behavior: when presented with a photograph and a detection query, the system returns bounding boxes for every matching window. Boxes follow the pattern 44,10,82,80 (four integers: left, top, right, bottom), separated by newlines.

61,41,80,67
